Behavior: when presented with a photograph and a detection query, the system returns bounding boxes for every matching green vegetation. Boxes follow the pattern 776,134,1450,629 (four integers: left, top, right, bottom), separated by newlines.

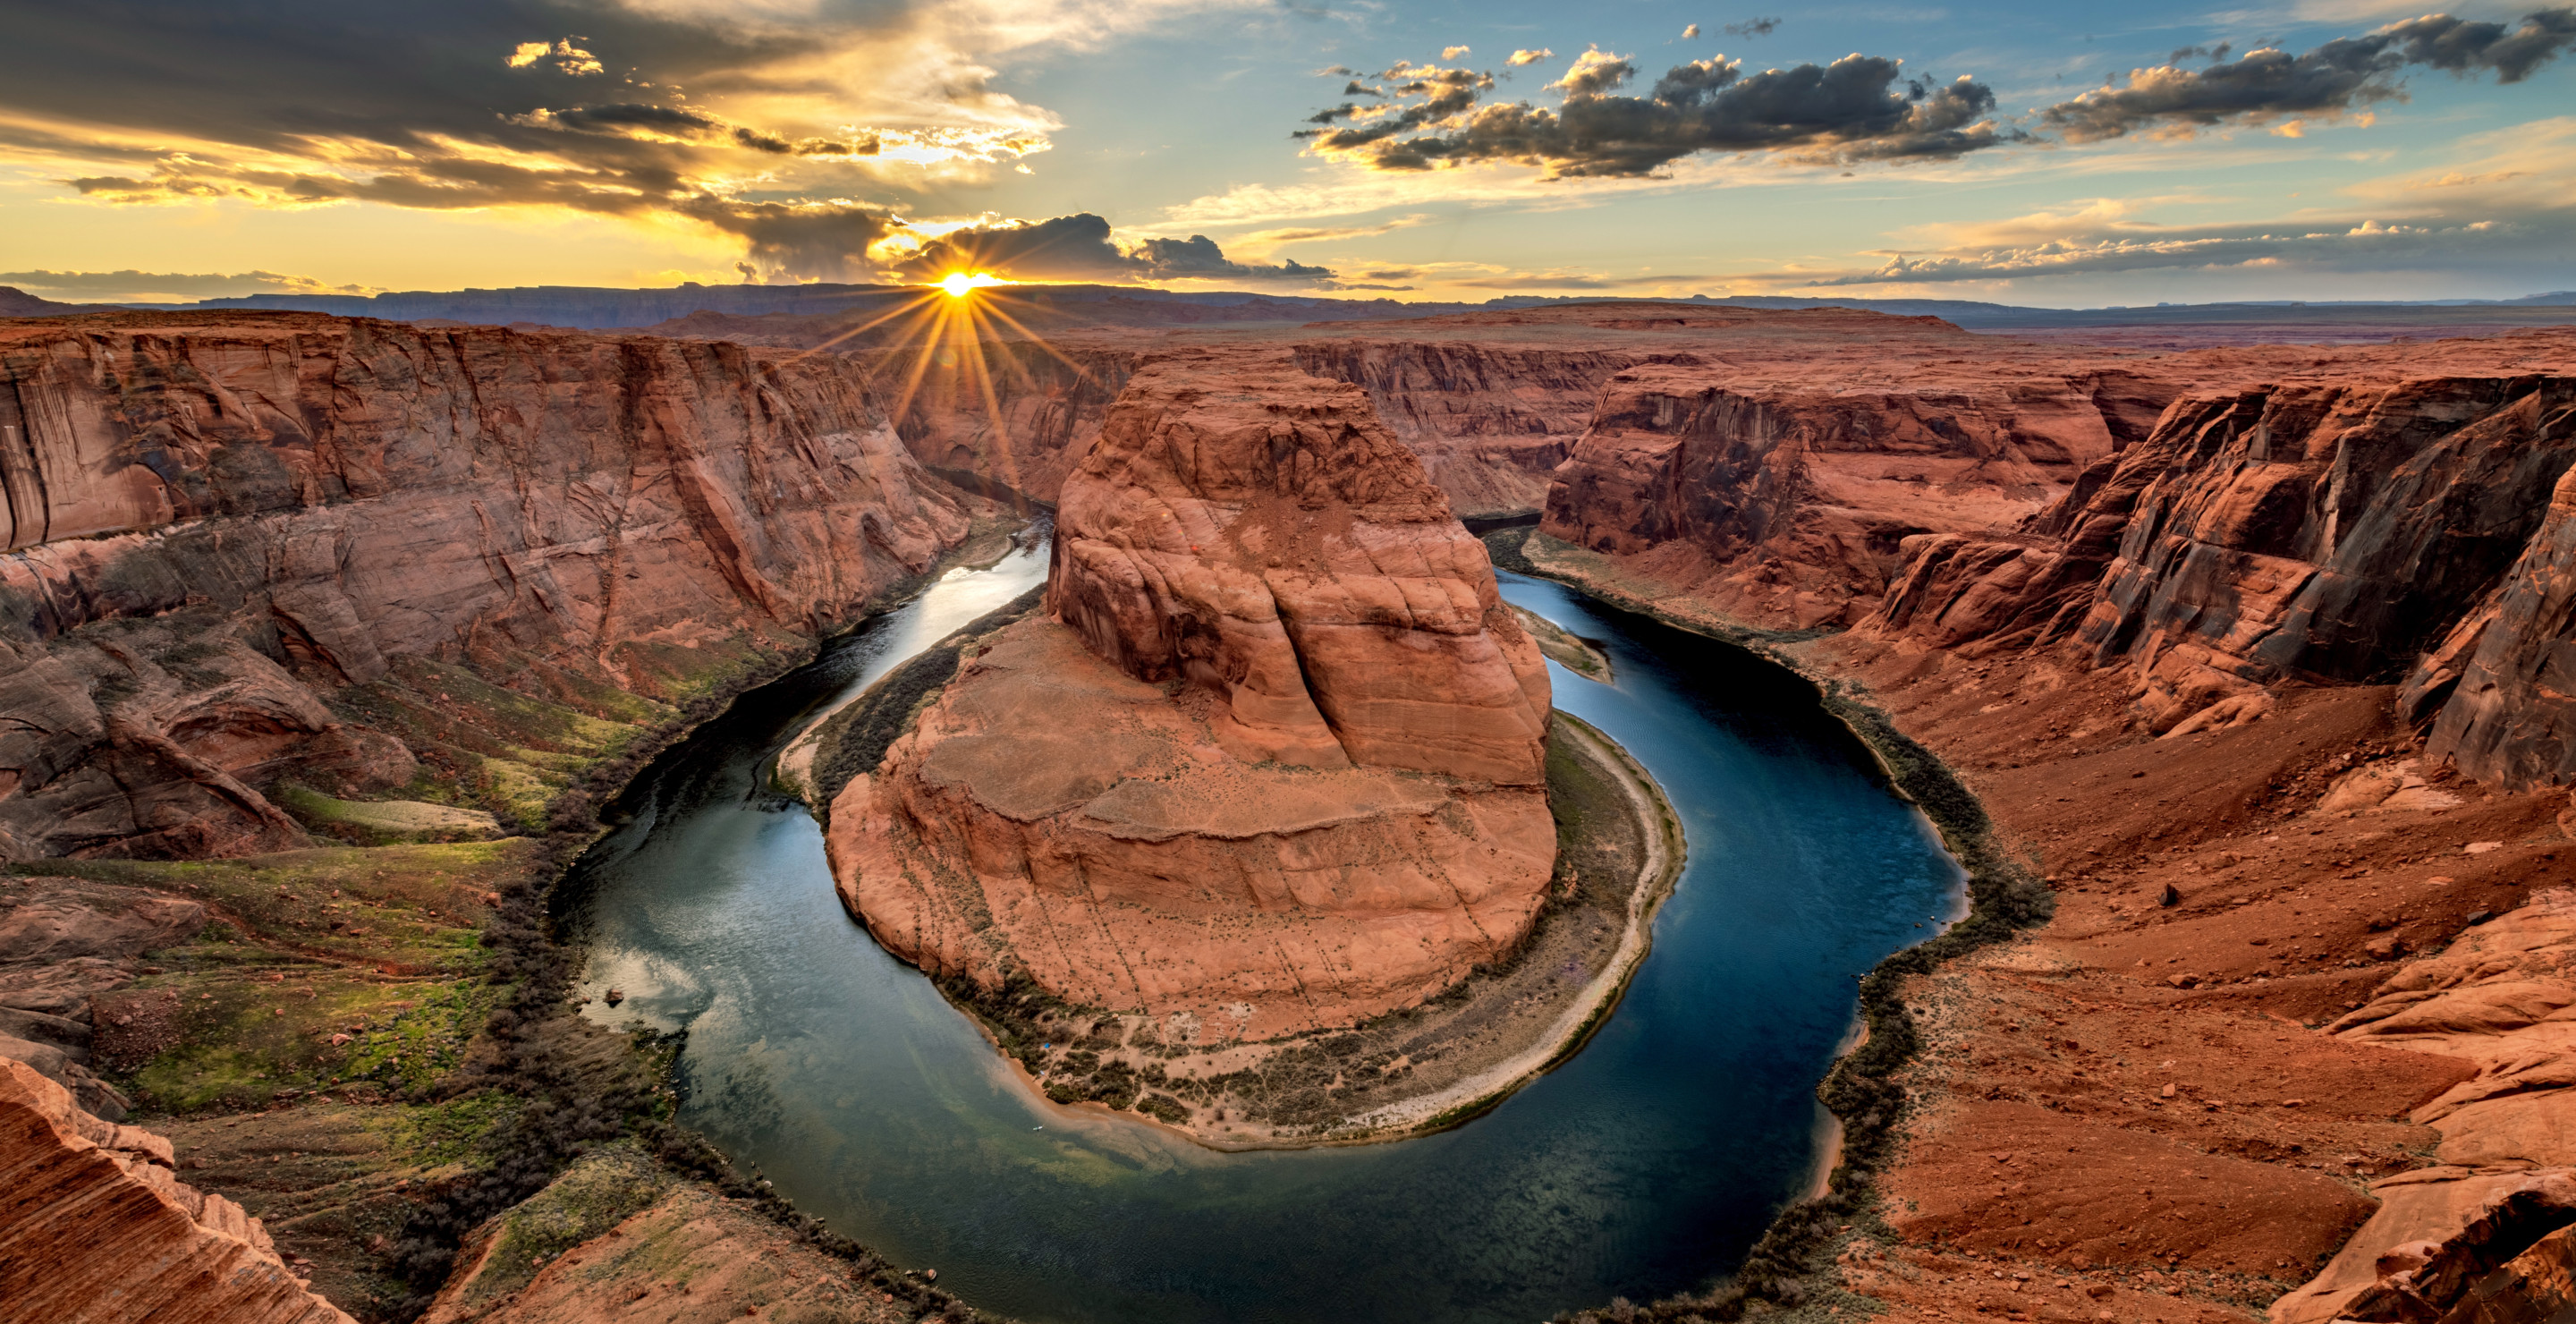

387,1090,526,1167
274,784,503,847
15,841,531,975
446,1142,672,1309
122,976,497,1111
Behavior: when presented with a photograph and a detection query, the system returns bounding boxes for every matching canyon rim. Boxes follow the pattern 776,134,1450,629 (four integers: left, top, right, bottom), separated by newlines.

9,2,2576,1317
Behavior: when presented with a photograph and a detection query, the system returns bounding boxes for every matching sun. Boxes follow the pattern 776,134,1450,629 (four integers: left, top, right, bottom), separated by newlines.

936,270,1010,297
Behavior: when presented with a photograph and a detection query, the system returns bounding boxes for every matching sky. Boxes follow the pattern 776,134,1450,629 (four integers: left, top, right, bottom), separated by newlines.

0,0,2572,308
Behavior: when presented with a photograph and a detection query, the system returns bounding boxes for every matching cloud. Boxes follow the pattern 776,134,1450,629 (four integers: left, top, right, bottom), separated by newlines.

1443,45,1471,60
1292,9,2572,182
886,213,1335,284
1297,50,2020,176
1553,48,1637,96
1131,233,1335,281
0,0,1260,278
1224,214,1435,252
1752,122,2576,291
2041,8,2576,142
506,38,603,75
0,269,377,302
1507,48,1555,66
1724,18,1781,38
678,201,898,283
1683,24,1702,39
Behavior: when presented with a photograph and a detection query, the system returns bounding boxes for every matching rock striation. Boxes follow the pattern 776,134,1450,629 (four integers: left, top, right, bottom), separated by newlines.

0,311,976,859
1290,339,1632,520
1046,358,1551,781
826,359,1554,1038
1531,309,2186,628
1866,356,2576,741
0,1057,352,1323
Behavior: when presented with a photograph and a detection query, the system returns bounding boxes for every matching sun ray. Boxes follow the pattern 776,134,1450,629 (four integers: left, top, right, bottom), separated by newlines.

784,290,943,363
973,296,1097,381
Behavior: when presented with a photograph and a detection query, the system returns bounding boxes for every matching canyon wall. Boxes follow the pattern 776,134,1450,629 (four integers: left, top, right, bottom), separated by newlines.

1868,363,2576,747
826,358,1555,1039
0,312,976,859
874,340,1140,504
1288,339,1633,519
1534,315,2185,627
868,335,1626,521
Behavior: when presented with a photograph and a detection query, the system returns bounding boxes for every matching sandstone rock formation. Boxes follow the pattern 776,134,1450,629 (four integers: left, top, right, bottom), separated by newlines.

0,311,977,860
0,1057,352,1323
870,335,1613,520
1290,340,1631,519
1866,350,2576,739
1530,308,2188,628
1046,359,1551,781
827,359,1554,1038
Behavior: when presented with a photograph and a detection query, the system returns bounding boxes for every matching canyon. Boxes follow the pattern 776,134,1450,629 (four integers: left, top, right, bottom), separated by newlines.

5,299,2576,1324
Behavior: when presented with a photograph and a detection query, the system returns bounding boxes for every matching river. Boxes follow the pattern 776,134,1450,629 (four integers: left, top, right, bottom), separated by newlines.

560,538,1965,1324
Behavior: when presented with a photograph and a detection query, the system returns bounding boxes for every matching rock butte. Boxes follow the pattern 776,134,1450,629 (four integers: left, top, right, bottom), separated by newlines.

7,302,2576,1321
827,359,1554,1039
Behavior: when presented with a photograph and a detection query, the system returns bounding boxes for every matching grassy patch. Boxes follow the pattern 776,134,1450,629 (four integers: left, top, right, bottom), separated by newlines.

451,1141,672,1308
274,784,503,847
14,842,533,974
114,972,498,1112
387,1090,526,1167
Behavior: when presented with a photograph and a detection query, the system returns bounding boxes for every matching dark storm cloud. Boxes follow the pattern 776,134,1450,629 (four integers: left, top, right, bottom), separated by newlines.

674,200,898,284
1299,52,2017,176
1131,234,1335,282
0,0,842,161
0,0,994,276
2042,8,2576,142
892,215,1334,284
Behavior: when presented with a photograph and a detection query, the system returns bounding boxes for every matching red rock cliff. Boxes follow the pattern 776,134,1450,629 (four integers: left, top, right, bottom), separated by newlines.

1868,351,2576,736
1047,357,1551,782
1535,310,2182,627
0,312,975,859
1288,339,1633,520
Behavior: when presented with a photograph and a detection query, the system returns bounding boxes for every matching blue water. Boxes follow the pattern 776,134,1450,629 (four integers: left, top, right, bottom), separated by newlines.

560,548,1963,1324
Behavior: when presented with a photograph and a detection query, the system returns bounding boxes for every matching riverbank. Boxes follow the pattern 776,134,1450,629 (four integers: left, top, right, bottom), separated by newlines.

793,625,1684,1150
0,509,1029,1322
1507,526,2576,1324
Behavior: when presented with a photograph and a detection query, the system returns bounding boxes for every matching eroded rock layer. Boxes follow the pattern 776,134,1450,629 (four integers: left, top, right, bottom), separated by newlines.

1530,310,2186,628
1047,358,1551,781
1860,347,2576,748
0,1057,352,1324
0,312,975,859
828,360,1553,1037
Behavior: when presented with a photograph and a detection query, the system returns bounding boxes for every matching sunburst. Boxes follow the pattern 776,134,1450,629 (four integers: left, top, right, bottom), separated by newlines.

790,270,1093,503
